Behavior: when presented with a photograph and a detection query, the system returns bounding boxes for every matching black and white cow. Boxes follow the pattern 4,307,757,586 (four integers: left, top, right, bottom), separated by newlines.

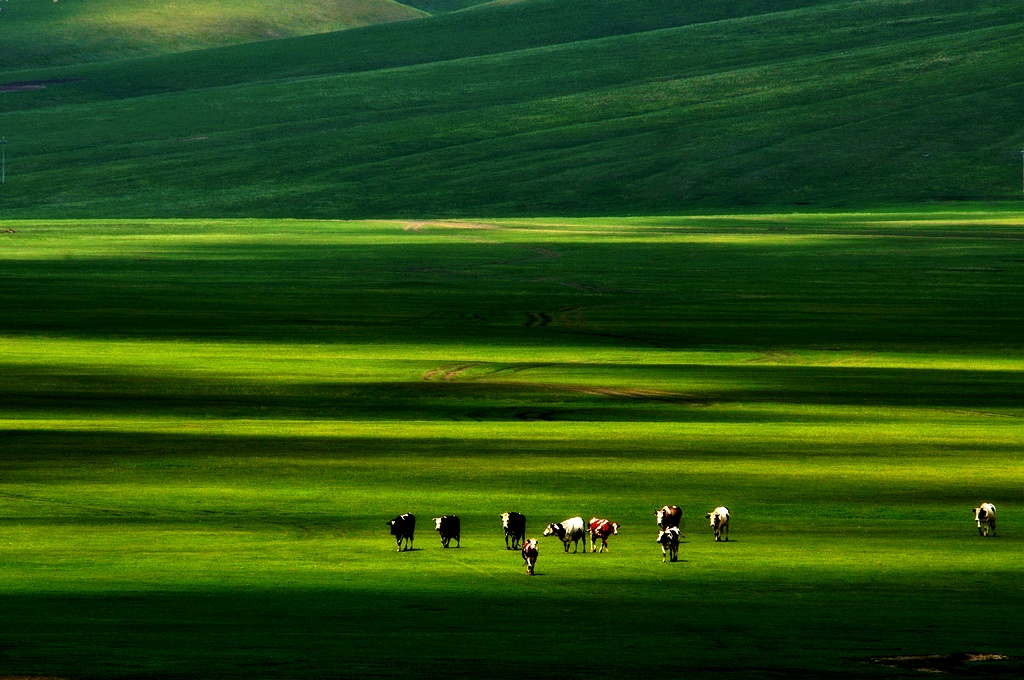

433,515,461,548
657,526,680,563
656,505,682,530
501,511,527,550
543,516,586,553
521,539,538,575
705,506,730,542
388,512,416,552
973,503,997,537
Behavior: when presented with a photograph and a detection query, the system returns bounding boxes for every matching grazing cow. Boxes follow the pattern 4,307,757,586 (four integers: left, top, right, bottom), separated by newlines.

973,503,997,537
543,516,586,553
656,505,682,530
705,506,730,542
588,517,620,553
501,511,527,550
433,515,461,548
522,539,538,575
657,526,680,563
387,513,416,552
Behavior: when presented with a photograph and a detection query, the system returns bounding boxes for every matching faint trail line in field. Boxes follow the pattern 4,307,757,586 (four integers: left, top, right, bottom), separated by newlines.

928,408,1021,419
746,350,798,363
422,362,553,382
399,220,501,232
420,363,480,381
447,554,498,577
0,492,156,517
549,385,709,406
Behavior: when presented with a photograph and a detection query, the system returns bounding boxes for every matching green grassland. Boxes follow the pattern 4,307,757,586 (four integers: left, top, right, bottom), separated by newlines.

0,0,426,68
1,0,1022,217
1,213,1023,678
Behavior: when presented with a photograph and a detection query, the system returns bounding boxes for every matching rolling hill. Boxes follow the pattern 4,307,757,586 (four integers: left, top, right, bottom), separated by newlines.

0,0,428,69
0,0,1021,217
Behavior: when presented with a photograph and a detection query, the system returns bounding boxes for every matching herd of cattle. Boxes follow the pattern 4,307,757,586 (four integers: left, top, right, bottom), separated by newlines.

387,502,997,575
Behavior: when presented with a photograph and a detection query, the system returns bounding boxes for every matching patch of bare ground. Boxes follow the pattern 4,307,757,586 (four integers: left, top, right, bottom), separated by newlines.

524,306,587,328
869,653,1018,674
0,78,84,92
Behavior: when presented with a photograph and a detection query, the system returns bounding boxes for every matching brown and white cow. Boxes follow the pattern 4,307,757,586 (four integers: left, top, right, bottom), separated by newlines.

657,526,680,563
521,539,538,575
543,516,586,553
588,517,620,553
433,515,461,548
387,512,416,552
501,511,527,550
705,506,730,542
656,505,682,530
973,503,997,537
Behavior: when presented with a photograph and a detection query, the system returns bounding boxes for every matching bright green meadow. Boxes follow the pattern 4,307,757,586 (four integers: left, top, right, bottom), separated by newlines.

1,214,1023,678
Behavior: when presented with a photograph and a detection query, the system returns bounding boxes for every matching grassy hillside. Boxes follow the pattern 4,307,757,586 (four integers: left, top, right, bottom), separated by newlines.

0,0,1022,216
0,213,1022,678
0,0,426,69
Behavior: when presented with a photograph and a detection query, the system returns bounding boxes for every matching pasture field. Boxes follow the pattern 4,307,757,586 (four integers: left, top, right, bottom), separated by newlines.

1,213,1023,678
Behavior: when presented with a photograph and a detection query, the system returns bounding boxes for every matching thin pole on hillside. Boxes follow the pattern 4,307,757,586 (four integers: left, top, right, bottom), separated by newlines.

0,138,6,184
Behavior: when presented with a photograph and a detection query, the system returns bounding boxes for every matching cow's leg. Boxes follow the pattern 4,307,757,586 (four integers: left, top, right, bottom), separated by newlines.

505,534,511,550
661,545,667,563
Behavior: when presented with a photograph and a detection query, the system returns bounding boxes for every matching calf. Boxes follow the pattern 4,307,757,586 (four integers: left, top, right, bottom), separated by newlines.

656,505,682,530
521,539,538,575
387,512,416,552
588,517,620,553
433,515,461,548
543,516,586,553
705,506,730,542
501,511,527,550
973,503,997,537
657,526,680,563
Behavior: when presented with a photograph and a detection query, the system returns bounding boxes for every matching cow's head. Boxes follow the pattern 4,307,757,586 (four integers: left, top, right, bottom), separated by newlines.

433,517,444,530
522,539,538,552
500,512,511,528
656,527,677,545
543,523,564,539
707,511,723,529
611,522,620,535
655,508,666,525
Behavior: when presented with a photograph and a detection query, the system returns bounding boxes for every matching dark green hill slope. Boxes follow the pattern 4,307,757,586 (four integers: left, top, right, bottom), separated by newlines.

0,0,1021,217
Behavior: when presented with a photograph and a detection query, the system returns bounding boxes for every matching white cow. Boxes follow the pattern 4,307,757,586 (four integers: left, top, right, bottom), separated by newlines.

543,516,586,553
705,506,730,542
973,503,997,537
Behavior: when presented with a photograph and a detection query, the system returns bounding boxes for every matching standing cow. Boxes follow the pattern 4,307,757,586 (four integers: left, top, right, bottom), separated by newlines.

656,505,682,530
501,511,527,550
588,517,620,553
543,516,586,553
706,506,730,542
521,539,538,575
973,503,997,537
657,526,680,563
433,515,461,548
388,512,416,552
